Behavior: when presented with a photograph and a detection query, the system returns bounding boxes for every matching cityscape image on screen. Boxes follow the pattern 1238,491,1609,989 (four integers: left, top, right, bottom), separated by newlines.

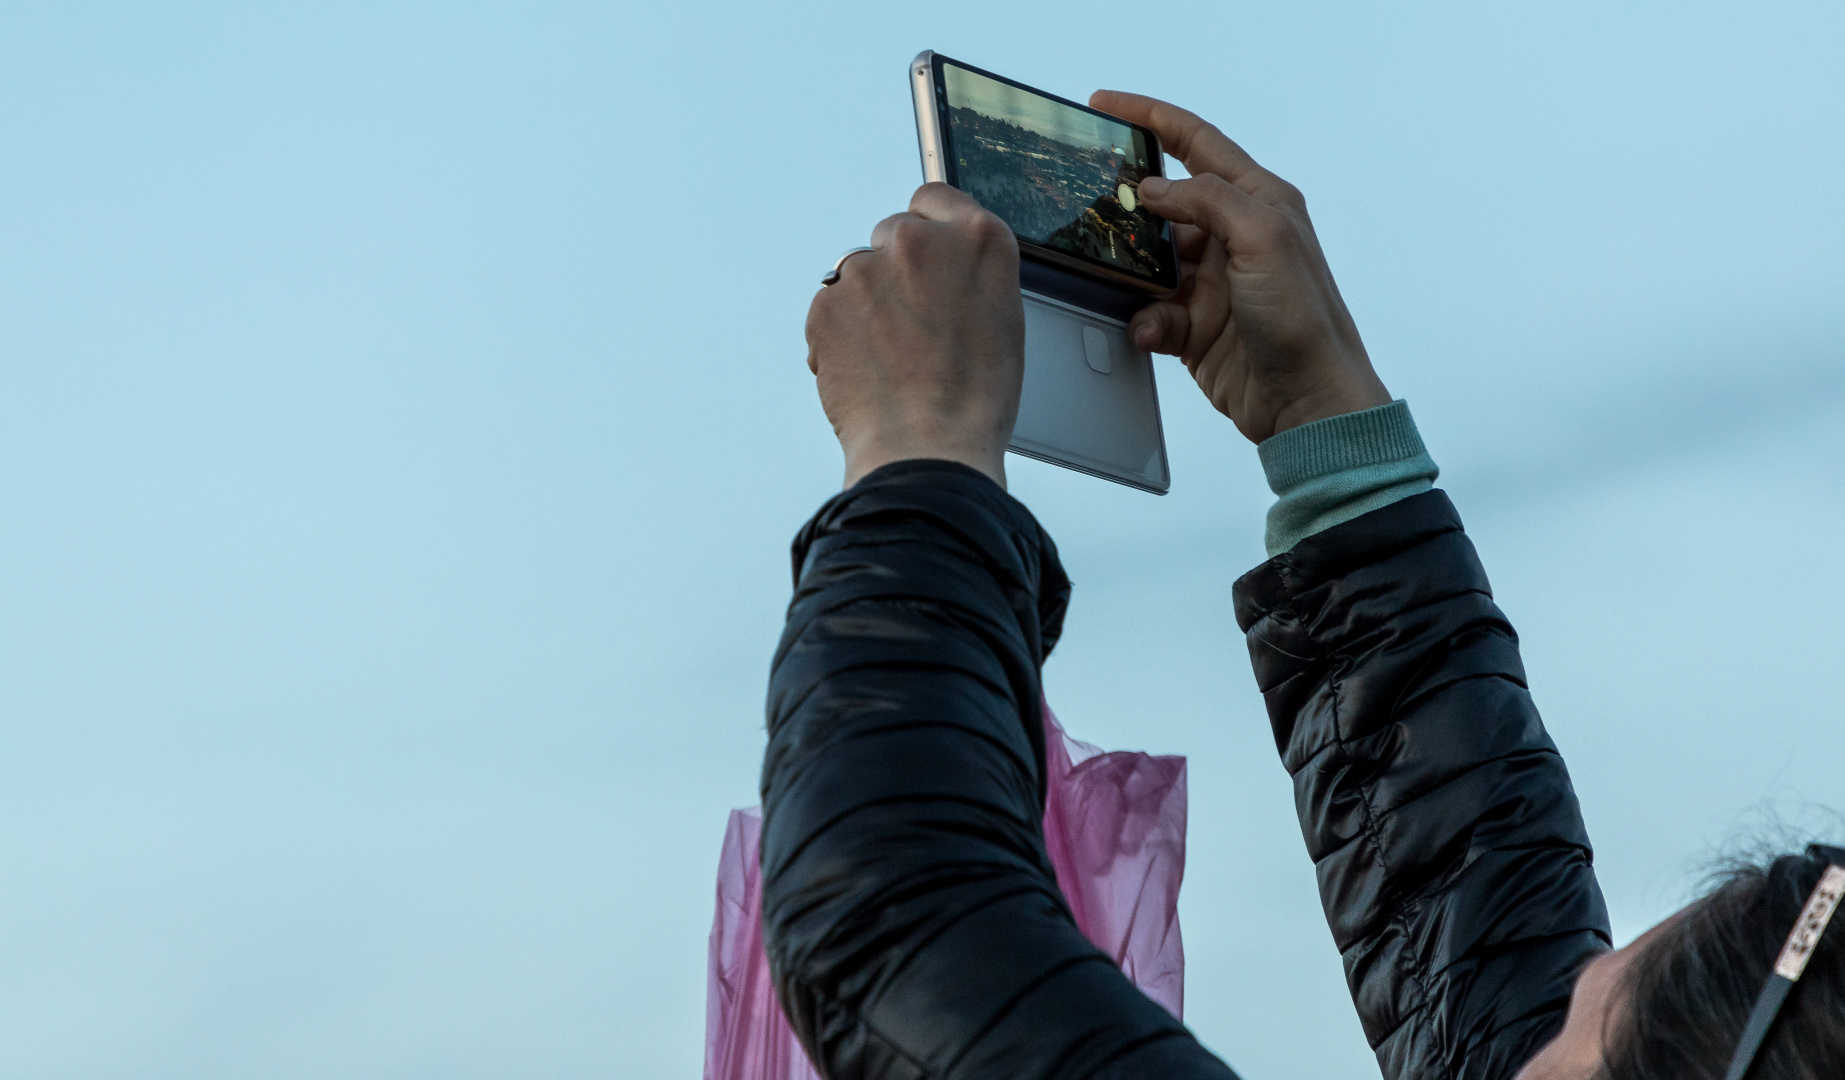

942,63,1169,282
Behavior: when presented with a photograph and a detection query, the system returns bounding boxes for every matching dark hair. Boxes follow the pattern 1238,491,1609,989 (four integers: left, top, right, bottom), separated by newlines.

1599,848,1845,1080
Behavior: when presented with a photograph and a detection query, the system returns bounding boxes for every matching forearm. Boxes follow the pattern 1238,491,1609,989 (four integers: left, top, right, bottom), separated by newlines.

763,461,1234,1080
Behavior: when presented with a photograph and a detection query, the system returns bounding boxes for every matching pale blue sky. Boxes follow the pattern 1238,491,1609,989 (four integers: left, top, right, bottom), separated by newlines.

2,3,1842,1078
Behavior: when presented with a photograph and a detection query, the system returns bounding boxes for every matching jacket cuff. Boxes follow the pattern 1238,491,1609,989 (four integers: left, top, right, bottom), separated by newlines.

850,457,1005,492
1234,488,1464,634
1257,400,1440,557
791,456,1073,660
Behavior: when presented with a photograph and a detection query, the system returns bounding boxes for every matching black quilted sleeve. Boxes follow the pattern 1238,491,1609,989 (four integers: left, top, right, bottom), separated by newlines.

761,460,1237,1080
1233,489,1611,1080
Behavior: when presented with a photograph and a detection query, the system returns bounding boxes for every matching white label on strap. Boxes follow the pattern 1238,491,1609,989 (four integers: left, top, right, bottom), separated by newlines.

1775,864,1845,981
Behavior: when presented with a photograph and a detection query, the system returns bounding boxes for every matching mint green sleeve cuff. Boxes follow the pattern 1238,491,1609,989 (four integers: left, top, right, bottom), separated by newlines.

1258,399,1439,557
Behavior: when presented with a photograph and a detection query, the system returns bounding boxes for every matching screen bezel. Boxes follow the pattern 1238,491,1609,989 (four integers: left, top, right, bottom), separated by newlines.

927,54,1179,295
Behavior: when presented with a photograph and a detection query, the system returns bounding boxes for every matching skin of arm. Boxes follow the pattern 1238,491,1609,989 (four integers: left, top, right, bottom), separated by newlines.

804,183,1026,489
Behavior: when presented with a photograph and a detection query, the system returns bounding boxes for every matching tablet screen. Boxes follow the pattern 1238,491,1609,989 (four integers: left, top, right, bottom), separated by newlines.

936,58,1177,290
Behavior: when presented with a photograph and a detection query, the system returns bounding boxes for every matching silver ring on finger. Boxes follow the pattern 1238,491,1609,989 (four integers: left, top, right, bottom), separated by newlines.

821,246,876,287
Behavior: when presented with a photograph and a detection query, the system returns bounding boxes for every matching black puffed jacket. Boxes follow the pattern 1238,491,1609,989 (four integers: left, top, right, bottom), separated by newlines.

762,461,1610,1080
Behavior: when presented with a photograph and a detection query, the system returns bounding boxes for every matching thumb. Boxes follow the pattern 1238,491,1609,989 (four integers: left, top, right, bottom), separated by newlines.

1128,299,1191,355
1138,173,1284,252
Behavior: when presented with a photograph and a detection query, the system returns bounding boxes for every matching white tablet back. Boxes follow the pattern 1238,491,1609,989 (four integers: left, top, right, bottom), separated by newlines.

1013,289,1170,494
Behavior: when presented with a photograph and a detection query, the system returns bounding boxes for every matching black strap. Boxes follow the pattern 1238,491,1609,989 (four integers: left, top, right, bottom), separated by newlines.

1722,975,1793,1080
1720,844,1845,1080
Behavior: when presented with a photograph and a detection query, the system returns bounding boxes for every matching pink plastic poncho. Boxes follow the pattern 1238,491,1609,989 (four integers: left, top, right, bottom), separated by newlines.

704,704,1188,1080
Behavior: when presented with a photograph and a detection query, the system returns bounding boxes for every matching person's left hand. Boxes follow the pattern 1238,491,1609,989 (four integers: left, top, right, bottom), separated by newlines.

1090,90,1391,444
805,183,1024,489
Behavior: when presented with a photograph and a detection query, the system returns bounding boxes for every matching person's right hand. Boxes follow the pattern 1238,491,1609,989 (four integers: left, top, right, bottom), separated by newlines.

1091,91,1392,445
805,183,1024,490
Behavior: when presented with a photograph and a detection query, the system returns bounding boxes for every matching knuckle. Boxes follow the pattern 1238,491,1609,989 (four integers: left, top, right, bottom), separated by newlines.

1168,113,1205,155
889,215,924,245
1272,179,1308,211
1192,173,1235,201
1249,206,1298,247
1185,175,1236,226
1191,117,1228,151
968,210,1013,247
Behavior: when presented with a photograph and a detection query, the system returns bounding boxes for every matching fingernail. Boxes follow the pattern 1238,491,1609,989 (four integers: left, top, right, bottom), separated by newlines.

1138,175,1170,198
1133,325,1156,349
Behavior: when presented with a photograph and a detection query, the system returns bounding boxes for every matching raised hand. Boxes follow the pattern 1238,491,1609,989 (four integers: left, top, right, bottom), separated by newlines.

1091,91,1391,444
806,183,1025,488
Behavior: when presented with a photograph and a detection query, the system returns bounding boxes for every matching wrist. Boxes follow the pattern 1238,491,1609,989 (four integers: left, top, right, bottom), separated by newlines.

842,431,1007,490
1266,363,1391,440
